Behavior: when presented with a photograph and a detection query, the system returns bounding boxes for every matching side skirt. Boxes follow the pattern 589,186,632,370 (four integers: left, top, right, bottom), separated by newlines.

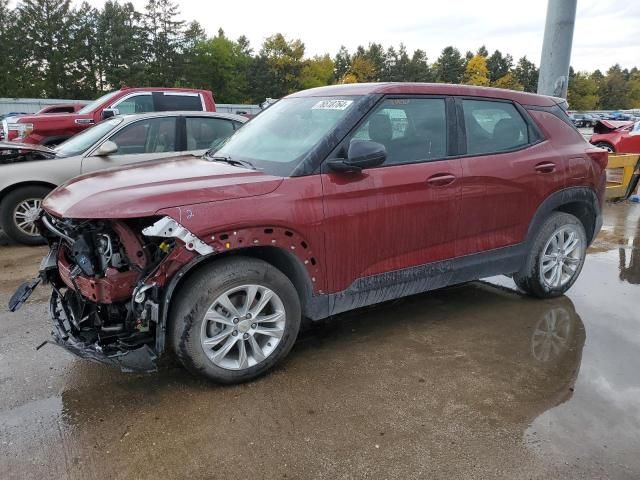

306,243,527,319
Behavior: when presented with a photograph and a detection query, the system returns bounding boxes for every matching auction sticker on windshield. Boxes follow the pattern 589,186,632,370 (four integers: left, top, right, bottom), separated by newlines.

312,99,353,110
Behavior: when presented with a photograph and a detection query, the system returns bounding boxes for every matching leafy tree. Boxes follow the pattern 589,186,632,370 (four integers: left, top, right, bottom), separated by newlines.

487,50,513,83
463,54,490,86
187,29,251,103
334,46,351,82
348,55,376,83
95,1,145,90
299,54,334,89
477,45,489,57
407,49,433,82
254,33,305,99
514,56,539,92
567,72,599,110
435,46,465,84
143,0,185,86
492,72,524,91
599,65,631,109
15,0,76,97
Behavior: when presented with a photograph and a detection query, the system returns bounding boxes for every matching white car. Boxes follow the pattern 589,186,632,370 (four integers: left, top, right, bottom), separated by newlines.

0,111,246,245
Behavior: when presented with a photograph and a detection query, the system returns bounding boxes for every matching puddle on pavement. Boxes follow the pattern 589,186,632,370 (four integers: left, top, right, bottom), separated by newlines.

0,203,639,478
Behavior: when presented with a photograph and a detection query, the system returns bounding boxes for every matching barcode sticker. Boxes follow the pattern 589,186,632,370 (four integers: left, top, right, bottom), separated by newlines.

312,100,353,110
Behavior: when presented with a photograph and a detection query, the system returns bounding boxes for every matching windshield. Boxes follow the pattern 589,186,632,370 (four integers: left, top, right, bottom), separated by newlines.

77,90,122,115
210,96,359,176
54,118,123,157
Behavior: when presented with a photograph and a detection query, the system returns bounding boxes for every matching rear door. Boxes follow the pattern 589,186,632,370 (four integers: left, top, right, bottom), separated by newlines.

81,116,180,173
321,96,462,294
455,98,563,256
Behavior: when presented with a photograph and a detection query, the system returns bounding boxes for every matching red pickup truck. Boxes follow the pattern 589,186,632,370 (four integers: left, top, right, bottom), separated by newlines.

3,87,216,145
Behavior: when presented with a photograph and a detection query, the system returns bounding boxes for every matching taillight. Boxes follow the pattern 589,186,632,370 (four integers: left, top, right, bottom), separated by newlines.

586,147,608,169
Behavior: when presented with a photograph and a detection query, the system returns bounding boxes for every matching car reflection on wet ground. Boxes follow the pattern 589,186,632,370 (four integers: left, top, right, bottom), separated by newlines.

0,202,639,479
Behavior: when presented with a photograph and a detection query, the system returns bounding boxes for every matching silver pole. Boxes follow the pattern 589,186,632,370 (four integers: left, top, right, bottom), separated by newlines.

537,0,578,98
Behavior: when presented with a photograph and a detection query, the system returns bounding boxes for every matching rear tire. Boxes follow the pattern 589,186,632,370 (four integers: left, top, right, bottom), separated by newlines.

0,186,50,246
514,212,587,299
170,257,301,384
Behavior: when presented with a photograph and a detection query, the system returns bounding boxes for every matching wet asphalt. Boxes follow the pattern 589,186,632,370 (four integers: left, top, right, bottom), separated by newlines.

0,202,639,479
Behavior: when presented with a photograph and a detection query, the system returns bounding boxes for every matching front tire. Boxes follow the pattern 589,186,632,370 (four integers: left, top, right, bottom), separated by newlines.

170,257,302,384
0,186,51,245
514,212,587,298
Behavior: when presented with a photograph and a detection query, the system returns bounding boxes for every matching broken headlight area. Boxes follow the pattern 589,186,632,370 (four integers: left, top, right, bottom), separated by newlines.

34,214,191,372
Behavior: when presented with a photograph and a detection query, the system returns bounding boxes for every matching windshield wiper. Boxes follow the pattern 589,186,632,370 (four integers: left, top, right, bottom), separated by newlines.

207,154,256,170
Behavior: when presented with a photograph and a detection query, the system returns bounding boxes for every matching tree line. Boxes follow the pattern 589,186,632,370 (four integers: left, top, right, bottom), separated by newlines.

0,0,639,109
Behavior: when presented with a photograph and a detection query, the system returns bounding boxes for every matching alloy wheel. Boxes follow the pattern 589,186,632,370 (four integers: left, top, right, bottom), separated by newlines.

13,198,42,237
539,225,583,289
200,284,286,370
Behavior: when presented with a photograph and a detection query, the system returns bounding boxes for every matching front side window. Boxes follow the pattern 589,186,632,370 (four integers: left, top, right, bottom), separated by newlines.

186,117,238,150
107,117,177,155
55,118,123,157
351,98,447,165
212,96,359,176
115,94,154,115
78,90,121,114
463,100,529,155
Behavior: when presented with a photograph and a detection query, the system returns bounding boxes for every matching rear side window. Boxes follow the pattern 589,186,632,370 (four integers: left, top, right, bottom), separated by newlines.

463,100,529,155
186,117,238,150
156,94,203,112
352,98,447,165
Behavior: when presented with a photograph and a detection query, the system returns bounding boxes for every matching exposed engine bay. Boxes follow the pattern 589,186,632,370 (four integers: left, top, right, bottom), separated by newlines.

19,213,202,372
0,141,56,165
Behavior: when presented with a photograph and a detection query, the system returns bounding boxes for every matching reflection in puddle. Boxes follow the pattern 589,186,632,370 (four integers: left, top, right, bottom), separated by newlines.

619,217,640,284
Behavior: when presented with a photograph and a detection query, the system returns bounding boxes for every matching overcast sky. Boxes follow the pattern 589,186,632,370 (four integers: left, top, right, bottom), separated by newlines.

75,0,638,72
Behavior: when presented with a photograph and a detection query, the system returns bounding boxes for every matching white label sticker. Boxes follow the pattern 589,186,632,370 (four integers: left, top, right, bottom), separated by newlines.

311,99,353,110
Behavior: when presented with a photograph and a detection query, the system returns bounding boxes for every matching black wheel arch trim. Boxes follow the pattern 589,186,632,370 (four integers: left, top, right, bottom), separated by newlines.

524,187,602,246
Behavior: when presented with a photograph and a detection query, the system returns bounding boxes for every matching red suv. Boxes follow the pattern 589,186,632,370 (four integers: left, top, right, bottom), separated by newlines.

11,83,606,383
4,87,215,145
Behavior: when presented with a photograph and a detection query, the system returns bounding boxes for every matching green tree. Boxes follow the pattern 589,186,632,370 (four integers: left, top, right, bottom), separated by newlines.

299,54,334,89
463,54,490,86
487,50,513,83
333,46,351,82
567,72,599,110
15,0,76,97
187,29,251,103
95,1,145,90
492,72,523,91
251,33,306,99
599,65,631,109
514,56,539,92
435,46,465,84
143,0,185,86
407,49,433,82
347,55,376,83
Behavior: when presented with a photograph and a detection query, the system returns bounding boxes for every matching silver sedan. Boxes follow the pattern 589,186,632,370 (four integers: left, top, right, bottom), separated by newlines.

0,111,246,245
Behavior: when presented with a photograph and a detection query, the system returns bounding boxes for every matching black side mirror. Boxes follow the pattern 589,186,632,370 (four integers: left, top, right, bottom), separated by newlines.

328,139,387,173
101,108,119,120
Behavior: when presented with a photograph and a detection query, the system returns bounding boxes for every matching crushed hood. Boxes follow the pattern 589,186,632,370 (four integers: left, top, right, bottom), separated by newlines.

593,120,633,134
0,141,56,165
43,156,284,219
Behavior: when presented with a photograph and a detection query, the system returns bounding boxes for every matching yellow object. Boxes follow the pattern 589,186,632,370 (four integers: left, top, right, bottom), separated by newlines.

605,154,640,200
158,242,170,253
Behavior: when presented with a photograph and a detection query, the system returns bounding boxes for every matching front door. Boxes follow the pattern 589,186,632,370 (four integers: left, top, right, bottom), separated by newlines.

81,116,180,174
321,96,462,297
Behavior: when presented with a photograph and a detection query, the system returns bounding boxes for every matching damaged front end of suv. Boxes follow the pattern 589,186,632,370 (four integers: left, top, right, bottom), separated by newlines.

11,212,212,372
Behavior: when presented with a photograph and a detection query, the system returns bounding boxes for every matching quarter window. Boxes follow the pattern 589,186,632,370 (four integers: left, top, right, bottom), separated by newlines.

351,98,447,165
462,100,529,155
107,117,177,155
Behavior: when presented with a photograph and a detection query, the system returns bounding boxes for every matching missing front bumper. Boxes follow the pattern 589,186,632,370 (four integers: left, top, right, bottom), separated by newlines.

49,290,158,373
